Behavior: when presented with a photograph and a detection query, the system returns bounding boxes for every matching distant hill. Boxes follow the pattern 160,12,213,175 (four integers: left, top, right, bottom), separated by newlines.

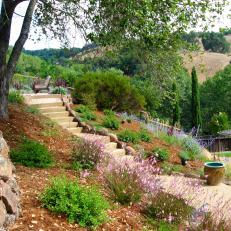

182,51,231,83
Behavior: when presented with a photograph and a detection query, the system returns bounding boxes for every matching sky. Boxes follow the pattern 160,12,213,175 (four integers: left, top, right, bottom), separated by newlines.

9,1,231,51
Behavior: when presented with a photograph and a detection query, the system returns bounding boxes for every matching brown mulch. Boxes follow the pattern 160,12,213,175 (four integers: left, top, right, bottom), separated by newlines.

0,104,144,231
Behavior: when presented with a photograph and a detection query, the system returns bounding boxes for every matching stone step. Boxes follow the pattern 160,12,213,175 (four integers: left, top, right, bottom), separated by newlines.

43,111,69,118
25,94,61,99
40,106,66,113
67,127,83,134
110,149,126,156
104,142,118,152
76,133,111,144
59,121,78,129
52,116,74,123
31,102,63,108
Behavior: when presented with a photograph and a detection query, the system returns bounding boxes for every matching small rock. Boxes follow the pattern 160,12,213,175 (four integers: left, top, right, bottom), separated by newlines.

109,133,118,142
97,128,109,136
125,146,136,156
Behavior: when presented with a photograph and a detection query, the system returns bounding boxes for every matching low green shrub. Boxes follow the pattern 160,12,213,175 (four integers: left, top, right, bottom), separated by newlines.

139,129,152,142
118,129,140,144
179,151,191,160
161,162,184,175
10,138,53,168
72,138,104,169
102,115,120,130
8,90,24,104
40,176,109,227
126,118,132,123
103,109,115,116
75,105,96,121
25,106,40,114
152,147,170,161
105,165,142,205
145,192,193,224
51,87,67,95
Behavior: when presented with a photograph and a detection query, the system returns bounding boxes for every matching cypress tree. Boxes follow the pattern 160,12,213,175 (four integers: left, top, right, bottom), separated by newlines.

191,67,202,130
172,81,180,126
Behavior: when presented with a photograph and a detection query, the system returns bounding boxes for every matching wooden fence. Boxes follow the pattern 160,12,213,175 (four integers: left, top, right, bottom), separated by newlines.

197,136,231,153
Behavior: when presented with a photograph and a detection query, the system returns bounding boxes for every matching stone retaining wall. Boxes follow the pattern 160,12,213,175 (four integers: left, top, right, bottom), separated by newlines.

0,131,21,229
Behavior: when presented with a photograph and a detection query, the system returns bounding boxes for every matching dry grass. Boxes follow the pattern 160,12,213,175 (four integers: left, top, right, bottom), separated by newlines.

182,51,231,83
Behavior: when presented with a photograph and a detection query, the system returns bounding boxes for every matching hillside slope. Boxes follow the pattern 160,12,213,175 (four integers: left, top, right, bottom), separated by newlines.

182,51,231,82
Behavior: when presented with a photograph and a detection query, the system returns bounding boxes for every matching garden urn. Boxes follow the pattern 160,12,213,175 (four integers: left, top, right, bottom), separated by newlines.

204,162,225,186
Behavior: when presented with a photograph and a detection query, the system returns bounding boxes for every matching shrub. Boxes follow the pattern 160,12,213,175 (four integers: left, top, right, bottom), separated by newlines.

8,90,24,104
139,129,152,142
181,136,201,160
40,176,109,227
72,138,104,169
51,86,67,95
73,70,146,112
179,151,190,161
104,162,143,205
75,105,96,121
10,138,53,168
102,115,120,130
145,192,193,224
152,147,170,161
103,109,115,116
161,162,184,175
126,118,132,123
209,112,230,135
118,129,140,144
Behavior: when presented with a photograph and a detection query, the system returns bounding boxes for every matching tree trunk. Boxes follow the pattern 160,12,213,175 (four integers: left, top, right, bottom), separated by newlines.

0,0,37,120
0,1,15,120
0,66,9,119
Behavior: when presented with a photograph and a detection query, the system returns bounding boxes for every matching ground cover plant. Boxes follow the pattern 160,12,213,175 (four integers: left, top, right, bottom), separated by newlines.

40,176,109,228
72,138,104,170
10,138,53,168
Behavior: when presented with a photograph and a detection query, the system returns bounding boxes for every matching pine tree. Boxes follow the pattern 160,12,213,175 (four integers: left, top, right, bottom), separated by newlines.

191,67,202,130
172,81,180,126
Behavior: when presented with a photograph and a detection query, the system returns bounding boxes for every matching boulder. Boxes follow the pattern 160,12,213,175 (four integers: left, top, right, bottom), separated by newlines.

97,128,109,136
125,146,137,156
0,131,21,229
109,133,118,142
201,148,213,160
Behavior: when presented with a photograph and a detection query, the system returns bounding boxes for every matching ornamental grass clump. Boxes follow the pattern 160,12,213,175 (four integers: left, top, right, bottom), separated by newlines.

40,176,109,228
145,192,193,224
72,138,104,170
102,155,161,205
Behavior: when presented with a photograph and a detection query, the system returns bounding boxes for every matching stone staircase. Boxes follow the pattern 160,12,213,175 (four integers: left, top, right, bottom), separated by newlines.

23,94,126,156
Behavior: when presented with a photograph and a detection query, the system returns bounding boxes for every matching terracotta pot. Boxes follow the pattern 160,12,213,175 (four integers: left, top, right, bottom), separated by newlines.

204,162,225,186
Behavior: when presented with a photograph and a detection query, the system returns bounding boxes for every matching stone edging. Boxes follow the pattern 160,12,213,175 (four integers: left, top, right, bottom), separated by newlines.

61,95,137,156
0,131,21,229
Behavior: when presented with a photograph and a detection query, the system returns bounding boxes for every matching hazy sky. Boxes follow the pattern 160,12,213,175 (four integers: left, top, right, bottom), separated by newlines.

10,1,231,51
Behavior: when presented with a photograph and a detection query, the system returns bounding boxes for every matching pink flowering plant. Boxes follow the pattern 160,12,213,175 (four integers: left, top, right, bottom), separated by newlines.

145,192,193,224
72,138,105,170
100,154,161,204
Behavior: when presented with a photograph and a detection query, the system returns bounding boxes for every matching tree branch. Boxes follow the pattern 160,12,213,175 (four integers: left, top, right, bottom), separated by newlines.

7,0,37,79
